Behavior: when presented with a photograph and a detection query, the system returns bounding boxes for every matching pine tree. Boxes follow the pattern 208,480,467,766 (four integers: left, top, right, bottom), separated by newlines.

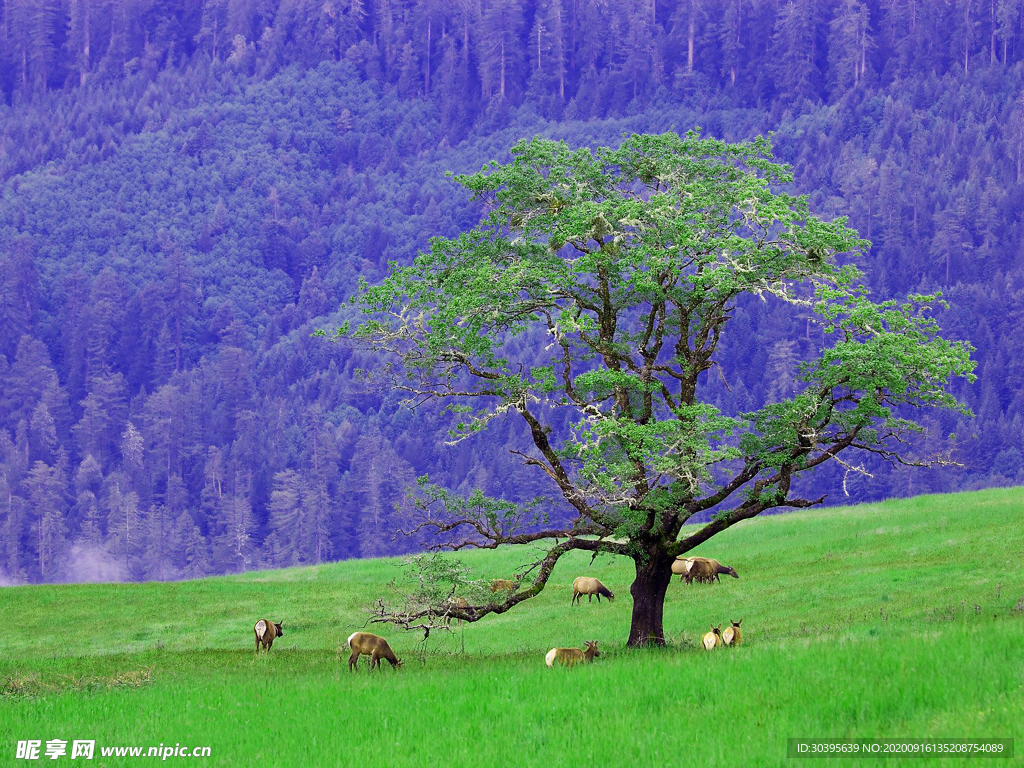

770,0,818,103
298,265,330,320
26,459,69,581
477,0,524,103
77,491,103,548
85,267,125,381
1,336,58,433
160,237,199,376
73,372,128,468
0,237,39,359
104,481,141,580
27,0,64,94
931,199,964,286
141,504,176,580
213,473,257,572
527,0,567,101
176,509,211,578
995,0,1022,64
953,0,981,74
827,0,872,92
0,470,27,583
196,0,229,60
29,398,58,463
766,339,800,403
620,0,655,101
396,40,419,98
267,468,302,565
347,426,414,558
58,268,90,406
718,0,744,86
66,0,93,86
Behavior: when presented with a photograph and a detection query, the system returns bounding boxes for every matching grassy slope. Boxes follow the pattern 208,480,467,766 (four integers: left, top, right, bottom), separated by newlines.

2,488,1023,766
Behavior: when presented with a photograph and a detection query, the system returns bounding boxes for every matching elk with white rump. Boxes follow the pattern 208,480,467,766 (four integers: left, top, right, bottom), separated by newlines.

684,557,739,584
347,631,403,671
702,625,723,650
722,619,743,646
671,558,696,582
253,619,284,652
545,641,600,667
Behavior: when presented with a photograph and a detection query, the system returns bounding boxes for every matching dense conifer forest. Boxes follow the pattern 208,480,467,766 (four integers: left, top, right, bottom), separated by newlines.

1,0,1022,583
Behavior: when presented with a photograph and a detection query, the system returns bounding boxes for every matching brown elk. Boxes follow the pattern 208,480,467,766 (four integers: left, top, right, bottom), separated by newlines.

671,557,696,582
722,619,743,646
702,625,723,650
253,619,284,652
685,557,739,584
347,631,402,671
545,641,600,667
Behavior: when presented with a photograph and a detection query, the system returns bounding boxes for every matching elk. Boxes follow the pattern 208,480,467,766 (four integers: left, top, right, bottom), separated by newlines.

684,557,739,584
347,631,402,671
723,619,743,646
253,619,284,652
545,641,600,667
671,557,695,582
447,596,470,626
571,576,615,605
702,625,723,650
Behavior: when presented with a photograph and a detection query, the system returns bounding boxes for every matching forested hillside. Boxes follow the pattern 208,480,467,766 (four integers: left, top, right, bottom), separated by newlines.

1,0,1023,584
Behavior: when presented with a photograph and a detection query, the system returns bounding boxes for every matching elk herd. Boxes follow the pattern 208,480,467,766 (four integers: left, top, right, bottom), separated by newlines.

252,554,743,671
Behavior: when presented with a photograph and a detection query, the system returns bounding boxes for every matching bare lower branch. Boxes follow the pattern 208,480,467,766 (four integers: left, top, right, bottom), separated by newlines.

369,536,627,631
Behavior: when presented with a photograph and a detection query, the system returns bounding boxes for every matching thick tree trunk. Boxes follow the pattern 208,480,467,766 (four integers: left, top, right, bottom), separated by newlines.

627,550,674,647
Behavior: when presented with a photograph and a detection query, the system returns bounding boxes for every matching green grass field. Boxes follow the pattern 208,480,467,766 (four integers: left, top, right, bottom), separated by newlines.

2,488,1023,767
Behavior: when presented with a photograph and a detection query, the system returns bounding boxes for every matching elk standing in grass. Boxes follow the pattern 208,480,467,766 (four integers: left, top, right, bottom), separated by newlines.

545,641,600,667
347,631,402,671
449,597,469,626
702,625,723,650
571,577,615,605
671,558,695,582
254,619,284,652
685,557,739,584
723,619,743,646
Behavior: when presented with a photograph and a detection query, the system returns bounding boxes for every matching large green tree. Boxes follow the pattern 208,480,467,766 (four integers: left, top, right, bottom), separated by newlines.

328,131,975,646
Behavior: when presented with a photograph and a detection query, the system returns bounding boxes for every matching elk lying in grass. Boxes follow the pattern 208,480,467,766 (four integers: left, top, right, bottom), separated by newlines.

490,578,518,592
347,632,402,671
253,619,284,652
545,641,600,667
685,557,739,584
722,619,743,646
571,577,615,605
702,625,723,650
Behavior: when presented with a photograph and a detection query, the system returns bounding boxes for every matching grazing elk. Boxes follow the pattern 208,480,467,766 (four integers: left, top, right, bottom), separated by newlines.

254,619,284,652
571,577,615,605
685,557,739,584
347,631,402,671
671,557,696,582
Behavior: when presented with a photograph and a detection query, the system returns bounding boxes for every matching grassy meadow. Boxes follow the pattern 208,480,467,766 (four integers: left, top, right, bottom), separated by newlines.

2,488,1023,766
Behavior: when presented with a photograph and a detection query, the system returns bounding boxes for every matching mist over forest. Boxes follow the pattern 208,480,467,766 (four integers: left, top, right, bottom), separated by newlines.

1,0,1023,584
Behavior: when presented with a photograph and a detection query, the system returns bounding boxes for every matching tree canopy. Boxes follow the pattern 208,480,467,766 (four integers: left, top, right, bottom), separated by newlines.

337,131,976,646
